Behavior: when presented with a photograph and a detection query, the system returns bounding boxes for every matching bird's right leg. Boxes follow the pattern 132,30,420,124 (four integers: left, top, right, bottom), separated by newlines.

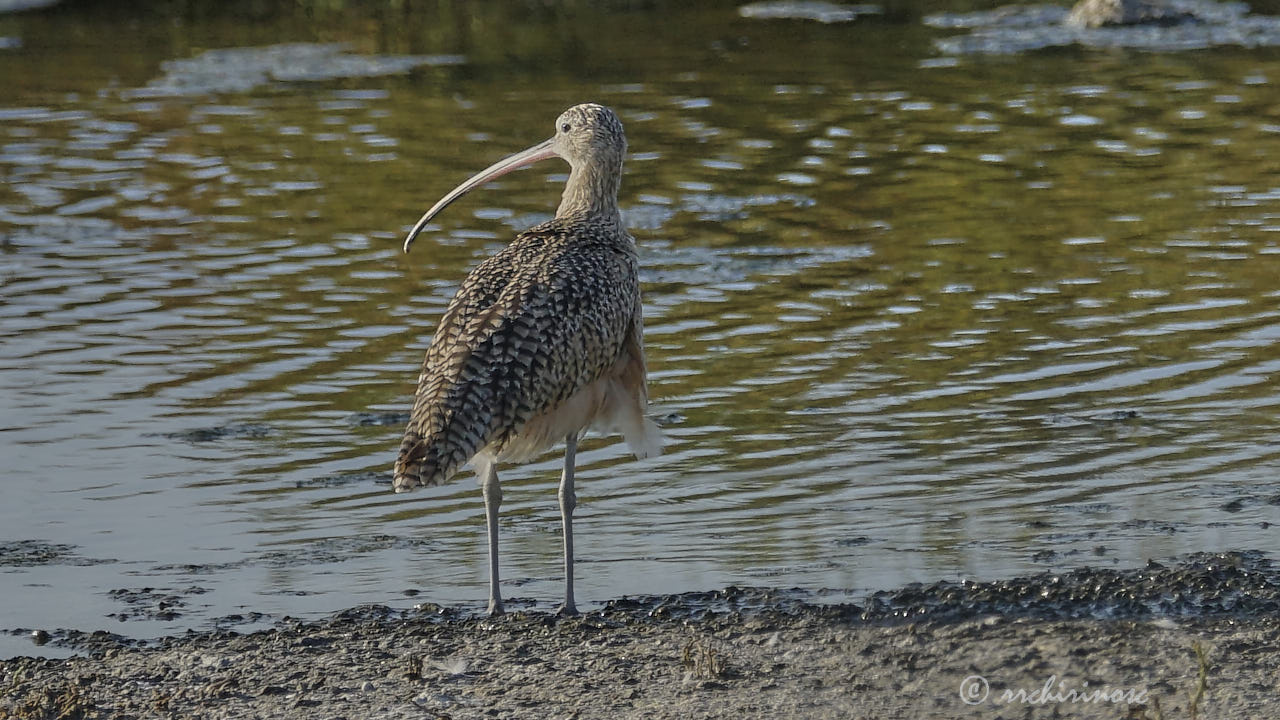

558,433,578,616
481,464,504,616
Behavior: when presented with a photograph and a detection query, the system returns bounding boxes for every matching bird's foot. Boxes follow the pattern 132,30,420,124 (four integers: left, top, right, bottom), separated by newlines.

556,602,579,617
486,599,505,617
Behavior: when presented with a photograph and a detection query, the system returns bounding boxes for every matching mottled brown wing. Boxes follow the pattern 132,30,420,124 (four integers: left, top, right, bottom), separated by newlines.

394,228,635,489
393,235,534,489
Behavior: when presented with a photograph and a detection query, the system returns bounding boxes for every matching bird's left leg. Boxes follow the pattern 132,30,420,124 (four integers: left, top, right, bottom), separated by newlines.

481,463,504,616
558,433,578,616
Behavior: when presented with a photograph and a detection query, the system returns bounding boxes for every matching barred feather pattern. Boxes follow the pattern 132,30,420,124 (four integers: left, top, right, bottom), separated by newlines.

393,214,644,491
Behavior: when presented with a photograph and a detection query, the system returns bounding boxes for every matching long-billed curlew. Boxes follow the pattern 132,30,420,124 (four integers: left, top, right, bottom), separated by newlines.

393,103,662,616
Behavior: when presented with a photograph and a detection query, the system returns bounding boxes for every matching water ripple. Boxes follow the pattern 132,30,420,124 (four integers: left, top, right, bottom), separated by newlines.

3,13,1280,655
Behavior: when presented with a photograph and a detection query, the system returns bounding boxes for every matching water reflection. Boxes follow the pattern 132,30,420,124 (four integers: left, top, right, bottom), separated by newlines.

1,0,1278,657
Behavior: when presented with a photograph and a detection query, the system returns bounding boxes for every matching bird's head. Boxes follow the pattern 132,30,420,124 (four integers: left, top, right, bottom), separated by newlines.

402,103,627,253
550,103,627,173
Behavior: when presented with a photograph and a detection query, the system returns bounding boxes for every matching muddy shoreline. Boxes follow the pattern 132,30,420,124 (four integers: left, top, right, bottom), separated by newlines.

3,552,1277,719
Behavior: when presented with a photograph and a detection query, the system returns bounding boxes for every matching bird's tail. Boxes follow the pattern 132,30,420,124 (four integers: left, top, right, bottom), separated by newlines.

393,430,446,493
621,410,664,460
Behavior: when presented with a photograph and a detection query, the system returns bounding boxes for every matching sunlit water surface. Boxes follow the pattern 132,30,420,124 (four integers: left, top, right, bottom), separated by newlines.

2,1,1279,658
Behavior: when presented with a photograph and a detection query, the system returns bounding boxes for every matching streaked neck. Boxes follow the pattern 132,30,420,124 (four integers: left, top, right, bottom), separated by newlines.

556,155,623,225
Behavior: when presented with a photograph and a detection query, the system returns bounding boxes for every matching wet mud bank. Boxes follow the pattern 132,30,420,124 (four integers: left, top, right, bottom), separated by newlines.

3,552,1277,719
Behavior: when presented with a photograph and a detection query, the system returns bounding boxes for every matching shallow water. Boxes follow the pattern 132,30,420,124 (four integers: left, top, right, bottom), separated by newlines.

2,1,1279,657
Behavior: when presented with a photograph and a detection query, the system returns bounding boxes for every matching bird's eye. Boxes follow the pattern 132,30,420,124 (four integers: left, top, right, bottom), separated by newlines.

560,122,571,133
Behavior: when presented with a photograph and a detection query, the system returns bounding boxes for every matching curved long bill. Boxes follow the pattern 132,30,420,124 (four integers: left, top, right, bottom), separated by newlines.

402,138,559,253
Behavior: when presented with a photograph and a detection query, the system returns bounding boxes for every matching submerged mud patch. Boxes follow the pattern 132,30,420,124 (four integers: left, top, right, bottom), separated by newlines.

152,423,276,443
132,43,465,97
105,586,210,623
926,0,1280,53
294,470,387,489
346,411,411,427
737,1,882,24
254,535,435,568
148,534,436,576
0,0,59,13
0,541,111,568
